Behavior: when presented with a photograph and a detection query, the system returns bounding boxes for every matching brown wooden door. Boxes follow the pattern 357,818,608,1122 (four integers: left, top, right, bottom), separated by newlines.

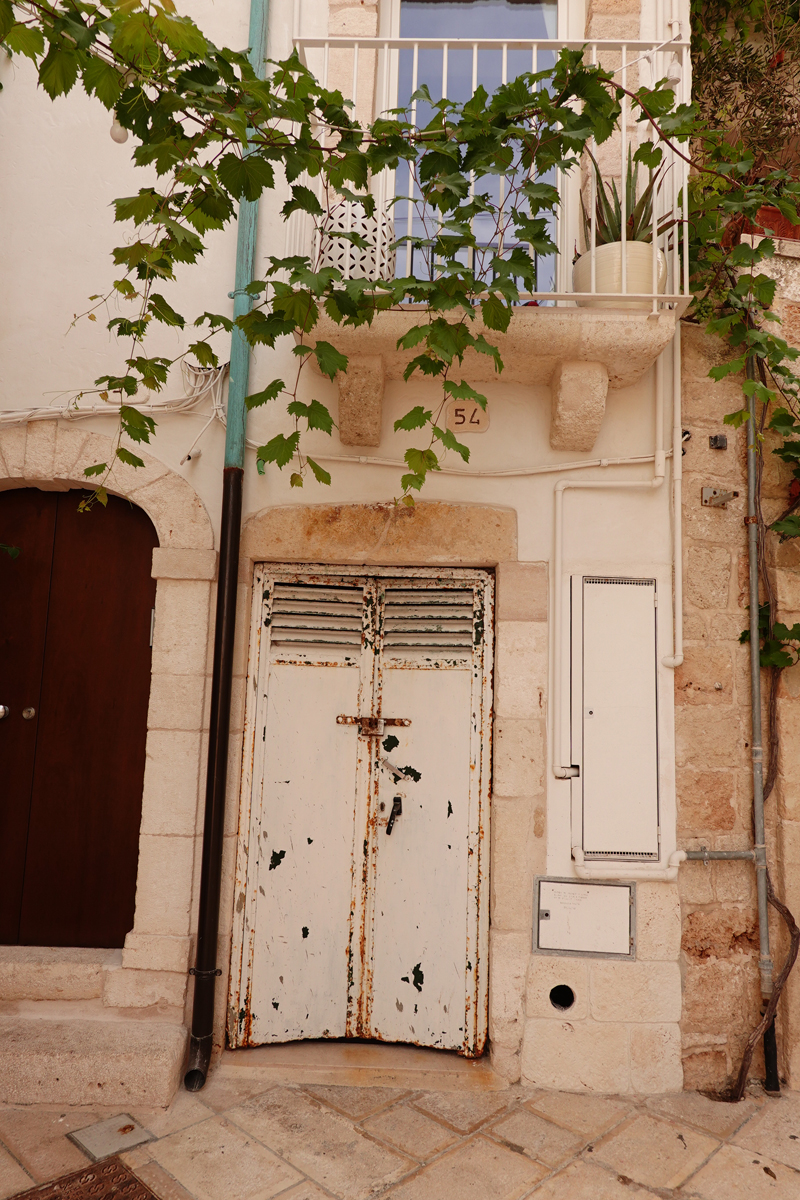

0,489,157,947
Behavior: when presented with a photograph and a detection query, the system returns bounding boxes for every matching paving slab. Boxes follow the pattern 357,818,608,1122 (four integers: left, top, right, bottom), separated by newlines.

0,1145,34,1200
489,1107,585,1167
131,1092,213,1140
0,1079,793,1200
411,1090,513,1133
120,1145,155,1172
360,1104,458,1160
591,1113,719,1189
133,1161,197,1200
189,1073,276,1114
302,1085,408,1121
645,1091,763,1139
685,1142,800,1199
0,1107,98,1183
383,1135,547,1200
228,1085,414,1200
148,1116,302,1200
526,1092,632,1139
279,1186,340,1200
731,1093,800,1171
529,1159,662,1198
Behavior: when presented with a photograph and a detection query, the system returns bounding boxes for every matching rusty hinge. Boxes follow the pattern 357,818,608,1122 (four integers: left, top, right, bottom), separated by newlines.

337,716,412,736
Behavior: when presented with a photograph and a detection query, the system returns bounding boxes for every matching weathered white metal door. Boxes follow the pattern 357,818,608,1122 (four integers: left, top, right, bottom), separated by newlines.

229,567,493,1056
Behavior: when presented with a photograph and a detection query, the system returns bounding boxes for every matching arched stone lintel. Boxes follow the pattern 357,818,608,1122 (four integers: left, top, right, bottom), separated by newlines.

0,418,215,1008
0,421,214,553
239,500,518,572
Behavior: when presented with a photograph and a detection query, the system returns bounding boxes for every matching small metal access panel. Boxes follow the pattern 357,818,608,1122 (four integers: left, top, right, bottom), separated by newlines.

535,878,635,959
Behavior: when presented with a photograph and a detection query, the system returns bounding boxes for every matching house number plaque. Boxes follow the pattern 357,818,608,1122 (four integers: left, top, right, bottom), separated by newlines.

446,399,490,433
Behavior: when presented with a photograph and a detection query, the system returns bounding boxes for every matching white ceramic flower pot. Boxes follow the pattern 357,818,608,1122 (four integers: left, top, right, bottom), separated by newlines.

572,241,668,310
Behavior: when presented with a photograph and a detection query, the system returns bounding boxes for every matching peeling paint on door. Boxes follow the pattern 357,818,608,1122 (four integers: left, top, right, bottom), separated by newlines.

228,566,493,1057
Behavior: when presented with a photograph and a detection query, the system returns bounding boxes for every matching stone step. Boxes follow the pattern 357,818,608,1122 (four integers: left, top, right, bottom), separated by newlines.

0,1017,187,1106
214,1040,508,1093
0,946,120,1002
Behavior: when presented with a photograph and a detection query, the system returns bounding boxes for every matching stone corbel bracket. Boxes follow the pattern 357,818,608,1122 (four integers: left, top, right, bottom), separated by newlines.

550,360,609,452
300,307,676,452
336,354,384,447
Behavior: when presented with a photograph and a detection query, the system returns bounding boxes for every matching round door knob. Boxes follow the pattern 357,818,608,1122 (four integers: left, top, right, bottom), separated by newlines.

0,706,8,719
22,707,36,720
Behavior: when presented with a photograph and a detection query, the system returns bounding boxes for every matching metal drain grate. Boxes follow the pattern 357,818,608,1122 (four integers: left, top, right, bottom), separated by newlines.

11,1158,157,1200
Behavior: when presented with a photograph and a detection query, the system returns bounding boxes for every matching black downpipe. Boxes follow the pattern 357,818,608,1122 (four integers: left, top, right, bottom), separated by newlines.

764,1015,780,1094
184,466,243,1091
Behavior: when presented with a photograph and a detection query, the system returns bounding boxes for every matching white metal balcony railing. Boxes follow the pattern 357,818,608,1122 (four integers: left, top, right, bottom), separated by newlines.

287,33,691,312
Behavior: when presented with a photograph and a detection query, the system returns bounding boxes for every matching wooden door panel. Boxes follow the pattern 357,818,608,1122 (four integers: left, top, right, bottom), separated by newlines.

0,490,58,944
18,493,157,948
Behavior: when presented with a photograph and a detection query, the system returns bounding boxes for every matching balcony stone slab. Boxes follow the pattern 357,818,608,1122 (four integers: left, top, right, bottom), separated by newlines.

305,306,676,451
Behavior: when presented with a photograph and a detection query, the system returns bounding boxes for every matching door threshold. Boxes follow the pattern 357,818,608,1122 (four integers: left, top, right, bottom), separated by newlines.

215,1040,508,1092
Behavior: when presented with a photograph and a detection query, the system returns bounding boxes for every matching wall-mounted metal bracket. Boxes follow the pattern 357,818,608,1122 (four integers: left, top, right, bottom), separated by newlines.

702,486,739,509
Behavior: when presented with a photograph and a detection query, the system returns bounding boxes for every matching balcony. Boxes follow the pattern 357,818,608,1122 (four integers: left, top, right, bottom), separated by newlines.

288,33,690,450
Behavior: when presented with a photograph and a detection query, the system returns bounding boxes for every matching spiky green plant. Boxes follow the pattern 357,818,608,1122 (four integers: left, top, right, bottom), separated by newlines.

581,147,675,248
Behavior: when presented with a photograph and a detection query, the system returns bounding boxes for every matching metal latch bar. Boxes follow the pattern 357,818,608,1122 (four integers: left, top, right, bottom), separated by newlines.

337,715,411,736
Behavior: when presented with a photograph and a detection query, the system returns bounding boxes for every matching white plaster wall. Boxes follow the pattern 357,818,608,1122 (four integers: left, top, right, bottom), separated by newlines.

0,0,686,1095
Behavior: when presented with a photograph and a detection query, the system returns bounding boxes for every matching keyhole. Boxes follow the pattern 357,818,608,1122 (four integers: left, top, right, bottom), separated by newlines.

379,802,385,812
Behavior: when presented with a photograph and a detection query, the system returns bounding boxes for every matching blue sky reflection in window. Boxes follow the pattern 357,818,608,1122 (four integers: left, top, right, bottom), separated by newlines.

395,0,557,294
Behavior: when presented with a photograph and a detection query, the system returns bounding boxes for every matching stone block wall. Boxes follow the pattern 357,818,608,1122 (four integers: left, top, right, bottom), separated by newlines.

522,891,684,1094
678,318,800,1090
489,562,549,1084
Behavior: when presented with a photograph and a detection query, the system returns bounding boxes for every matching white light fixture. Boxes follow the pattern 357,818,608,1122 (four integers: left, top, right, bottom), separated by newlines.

665,57,682,92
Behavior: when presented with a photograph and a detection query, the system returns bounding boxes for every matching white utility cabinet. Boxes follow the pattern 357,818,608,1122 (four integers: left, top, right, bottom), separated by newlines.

570,576,660,860
536,878,635,957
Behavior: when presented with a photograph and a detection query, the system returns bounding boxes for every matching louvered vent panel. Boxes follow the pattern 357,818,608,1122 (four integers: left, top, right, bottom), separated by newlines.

585,576,656,587
269,582,364,650
382,587,474,653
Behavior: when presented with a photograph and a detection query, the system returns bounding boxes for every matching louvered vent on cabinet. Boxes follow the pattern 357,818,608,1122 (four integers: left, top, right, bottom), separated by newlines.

269,582,364,650
382,587,474,655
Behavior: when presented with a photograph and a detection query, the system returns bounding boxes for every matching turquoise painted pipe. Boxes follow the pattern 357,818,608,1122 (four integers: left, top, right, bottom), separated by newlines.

224,0,269,470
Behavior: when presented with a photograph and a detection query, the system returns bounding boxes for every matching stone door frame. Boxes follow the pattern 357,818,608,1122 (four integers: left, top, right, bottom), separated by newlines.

223,500,548,1080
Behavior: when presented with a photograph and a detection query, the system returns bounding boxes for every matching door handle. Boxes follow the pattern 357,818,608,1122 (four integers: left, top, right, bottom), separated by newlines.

385,795,402,835
380,757,417,782
0,706,8,719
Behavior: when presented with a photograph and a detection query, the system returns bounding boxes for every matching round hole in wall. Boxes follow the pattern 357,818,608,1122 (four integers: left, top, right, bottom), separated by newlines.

549,984,575,1012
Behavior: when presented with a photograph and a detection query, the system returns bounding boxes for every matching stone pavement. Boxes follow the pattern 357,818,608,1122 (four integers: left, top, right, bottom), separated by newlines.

0,1074,798,1200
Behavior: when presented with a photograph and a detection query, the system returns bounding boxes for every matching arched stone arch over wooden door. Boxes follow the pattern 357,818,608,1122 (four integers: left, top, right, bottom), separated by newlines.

0,487,158,947
0,423,215,1000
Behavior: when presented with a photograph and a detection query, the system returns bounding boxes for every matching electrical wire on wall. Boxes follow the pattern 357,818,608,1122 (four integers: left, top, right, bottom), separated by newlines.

0,362,228,465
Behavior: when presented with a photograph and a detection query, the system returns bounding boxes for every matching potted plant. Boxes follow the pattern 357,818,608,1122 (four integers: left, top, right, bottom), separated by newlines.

573,149,672,310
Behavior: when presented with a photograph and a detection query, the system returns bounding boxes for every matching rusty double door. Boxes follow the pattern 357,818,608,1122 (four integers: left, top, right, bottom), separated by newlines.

229,566,493,1056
